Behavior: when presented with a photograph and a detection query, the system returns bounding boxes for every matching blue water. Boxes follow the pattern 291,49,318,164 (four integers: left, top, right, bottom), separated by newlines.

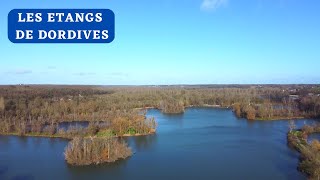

308,133,320,143
0,108,317,180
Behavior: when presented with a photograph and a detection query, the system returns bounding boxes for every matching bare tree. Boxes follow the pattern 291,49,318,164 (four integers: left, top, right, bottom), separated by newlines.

289,120,296,132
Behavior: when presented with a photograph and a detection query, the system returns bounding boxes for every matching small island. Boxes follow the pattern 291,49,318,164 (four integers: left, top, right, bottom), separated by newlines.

65,137,132,166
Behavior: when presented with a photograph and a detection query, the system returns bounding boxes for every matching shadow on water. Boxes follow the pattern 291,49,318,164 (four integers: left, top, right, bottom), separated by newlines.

67,155,130,174
15,136,29,149
308,133,320,143
125,134,158,152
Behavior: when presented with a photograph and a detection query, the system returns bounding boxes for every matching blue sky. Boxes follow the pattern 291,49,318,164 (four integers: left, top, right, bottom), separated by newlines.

1,0,319,85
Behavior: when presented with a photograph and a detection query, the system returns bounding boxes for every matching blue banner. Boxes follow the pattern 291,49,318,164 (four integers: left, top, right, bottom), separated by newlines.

8,9,115,43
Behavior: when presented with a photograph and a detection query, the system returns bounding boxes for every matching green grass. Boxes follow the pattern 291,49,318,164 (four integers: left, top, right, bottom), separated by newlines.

96,129,116,137
127,128,137,135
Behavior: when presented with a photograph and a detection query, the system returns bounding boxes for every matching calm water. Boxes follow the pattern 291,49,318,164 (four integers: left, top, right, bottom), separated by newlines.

308,133,320,143
0,108,318,180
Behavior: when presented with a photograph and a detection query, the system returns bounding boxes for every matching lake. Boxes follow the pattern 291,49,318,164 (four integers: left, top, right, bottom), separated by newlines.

0,108,318,180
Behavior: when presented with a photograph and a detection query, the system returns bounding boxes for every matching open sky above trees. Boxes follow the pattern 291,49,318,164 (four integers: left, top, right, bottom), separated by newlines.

1,0,319,85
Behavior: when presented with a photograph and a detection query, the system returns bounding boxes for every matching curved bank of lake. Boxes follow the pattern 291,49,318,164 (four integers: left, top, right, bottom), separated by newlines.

0,108,318,180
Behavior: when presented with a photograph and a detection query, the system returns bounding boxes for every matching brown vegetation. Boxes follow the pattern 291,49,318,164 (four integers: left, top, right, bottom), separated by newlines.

287,123,320,179
64,137,132,166
159,99,185,114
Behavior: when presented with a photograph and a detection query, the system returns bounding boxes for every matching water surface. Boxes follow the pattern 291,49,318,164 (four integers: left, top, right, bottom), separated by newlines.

0,108,317,180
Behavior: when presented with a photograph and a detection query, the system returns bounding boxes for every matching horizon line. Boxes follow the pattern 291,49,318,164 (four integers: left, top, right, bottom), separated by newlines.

0,83,319,86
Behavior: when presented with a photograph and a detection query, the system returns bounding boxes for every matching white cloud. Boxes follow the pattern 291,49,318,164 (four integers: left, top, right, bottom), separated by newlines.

201,0,228,11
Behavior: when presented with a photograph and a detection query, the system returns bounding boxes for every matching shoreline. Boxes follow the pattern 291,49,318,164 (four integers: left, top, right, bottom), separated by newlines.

137,106,311,121
0,130,156,140
135,104,228,109
0,132,72,139
287,126,320,178
255,116,307,121
0,107,316,140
